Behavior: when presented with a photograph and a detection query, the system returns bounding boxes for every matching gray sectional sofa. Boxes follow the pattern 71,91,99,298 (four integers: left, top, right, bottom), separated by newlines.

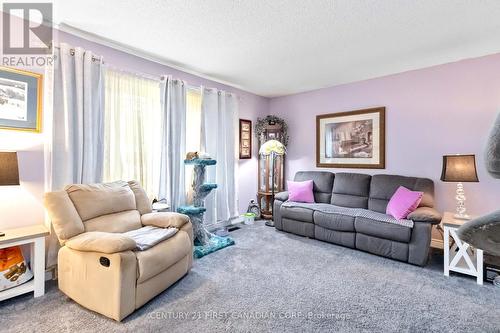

273,171,442,266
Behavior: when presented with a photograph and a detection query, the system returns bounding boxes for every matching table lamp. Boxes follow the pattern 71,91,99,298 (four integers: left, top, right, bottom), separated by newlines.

440,154,479,220
259,140,286,227
0,151,20,186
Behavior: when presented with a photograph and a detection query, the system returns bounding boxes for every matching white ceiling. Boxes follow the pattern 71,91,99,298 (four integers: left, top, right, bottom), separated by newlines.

53,0,500,97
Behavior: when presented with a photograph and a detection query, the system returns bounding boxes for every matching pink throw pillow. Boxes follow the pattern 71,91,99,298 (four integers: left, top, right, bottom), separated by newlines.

386,186,423,220
287,180,315,203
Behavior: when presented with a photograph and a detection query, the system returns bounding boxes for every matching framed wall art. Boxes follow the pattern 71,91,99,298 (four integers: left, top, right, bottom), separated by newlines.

239,119,252,159
316,107,385,169
0,67,43,132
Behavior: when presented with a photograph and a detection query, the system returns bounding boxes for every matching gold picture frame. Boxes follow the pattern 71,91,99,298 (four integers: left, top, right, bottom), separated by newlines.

0,67,43,133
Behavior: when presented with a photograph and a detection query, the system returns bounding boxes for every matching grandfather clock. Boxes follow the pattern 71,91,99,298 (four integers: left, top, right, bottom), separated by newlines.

257,118,286,219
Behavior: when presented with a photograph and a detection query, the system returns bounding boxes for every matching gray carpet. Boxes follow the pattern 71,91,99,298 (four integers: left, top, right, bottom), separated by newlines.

1,222,500,332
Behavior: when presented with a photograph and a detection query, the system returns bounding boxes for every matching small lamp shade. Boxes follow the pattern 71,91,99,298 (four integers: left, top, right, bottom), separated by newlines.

259,140,286,156
0,152,20,186
441,154,479,182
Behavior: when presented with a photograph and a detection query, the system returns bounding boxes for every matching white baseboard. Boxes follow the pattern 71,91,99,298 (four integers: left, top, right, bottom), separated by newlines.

45,267,56,281
206,216,243,231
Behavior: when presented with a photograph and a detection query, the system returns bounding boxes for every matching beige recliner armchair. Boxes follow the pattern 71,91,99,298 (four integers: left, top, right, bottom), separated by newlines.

44,180,193,321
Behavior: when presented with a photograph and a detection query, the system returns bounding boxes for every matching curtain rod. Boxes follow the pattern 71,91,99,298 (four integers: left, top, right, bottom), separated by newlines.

51,44,103,63
51,43,240,99
105,64,161,82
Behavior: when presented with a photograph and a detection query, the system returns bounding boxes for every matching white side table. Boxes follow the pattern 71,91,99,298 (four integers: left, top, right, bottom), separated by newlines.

0,224,49,301
442,212,483,285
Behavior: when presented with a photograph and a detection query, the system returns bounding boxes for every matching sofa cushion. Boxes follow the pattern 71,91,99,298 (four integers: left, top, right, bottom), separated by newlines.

368,174,434,213
287,180,315,203
315,226,356,248
281,218,315,237
44,190,85,244
135,231,191,283
386,186,423,220
281,205,314,223
313,211,355,232
331,173,371,209
66,181,137,221
128,180,152,215
84,210,142,233
294,171,334,204
356,233,409,262
354,216,412,243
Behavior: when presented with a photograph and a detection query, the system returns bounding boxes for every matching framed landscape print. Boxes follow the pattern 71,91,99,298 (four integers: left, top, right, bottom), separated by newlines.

239,119,252,159
0,67,43,132
316,107,385,169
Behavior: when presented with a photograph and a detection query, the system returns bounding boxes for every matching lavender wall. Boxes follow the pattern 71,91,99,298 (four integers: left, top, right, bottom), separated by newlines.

269,53,500,215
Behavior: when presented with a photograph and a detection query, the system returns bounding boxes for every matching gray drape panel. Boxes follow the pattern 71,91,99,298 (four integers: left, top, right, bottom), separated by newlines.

158,76,186,211
50,43,104,190
201,88,239,225
45,43,104,268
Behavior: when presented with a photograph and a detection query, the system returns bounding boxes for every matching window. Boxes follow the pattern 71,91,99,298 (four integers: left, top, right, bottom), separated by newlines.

185,87,202,200
186,87,202,153
103,68,162,198
103,71,206,201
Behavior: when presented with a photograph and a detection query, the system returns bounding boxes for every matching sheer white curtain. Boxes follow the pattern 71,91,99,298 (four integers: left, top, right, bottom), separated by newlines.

185,88,202,202
159,76,187,211
103,68,162,198
47,43,104,191
201,88,239,225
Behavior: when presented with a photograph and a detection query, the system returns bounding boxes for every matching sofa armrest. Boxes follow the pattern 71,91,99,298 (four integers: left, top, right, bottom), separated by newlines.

274,191,289,202
408,207,442,225
65,232,136,254
141,212,190,229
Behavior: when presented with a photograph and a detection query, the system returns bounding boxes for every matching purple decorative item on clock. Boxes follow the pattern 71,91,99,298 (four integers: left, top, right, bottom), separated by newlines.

287,180,315,203
386,186,423,220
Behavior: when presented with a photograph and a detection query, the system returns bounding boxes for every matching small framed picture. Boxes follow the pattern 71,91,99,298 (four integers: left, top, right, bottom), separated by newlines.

316,107,385,169
0,67,43,132
239,119,252,159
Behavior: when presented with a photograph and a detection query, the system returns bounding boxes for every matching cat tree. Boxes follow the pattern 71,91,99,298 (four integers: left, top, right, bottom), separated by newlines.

177,158,234,258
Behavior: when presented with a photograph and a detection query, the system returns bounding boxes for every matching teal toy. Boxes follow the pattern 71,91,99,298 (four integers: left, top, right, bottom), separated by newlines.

177,158,235,258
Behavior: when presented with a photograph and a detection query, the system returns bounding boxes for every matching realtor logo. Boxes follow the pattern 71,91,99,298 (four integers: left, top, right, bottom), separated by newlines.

2,3,53,54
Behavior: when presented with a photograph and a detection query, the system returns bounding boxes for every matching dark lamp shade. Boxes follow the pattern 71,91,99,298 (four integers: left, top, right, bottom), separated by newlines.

0,152,20,186
440,154,479,182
